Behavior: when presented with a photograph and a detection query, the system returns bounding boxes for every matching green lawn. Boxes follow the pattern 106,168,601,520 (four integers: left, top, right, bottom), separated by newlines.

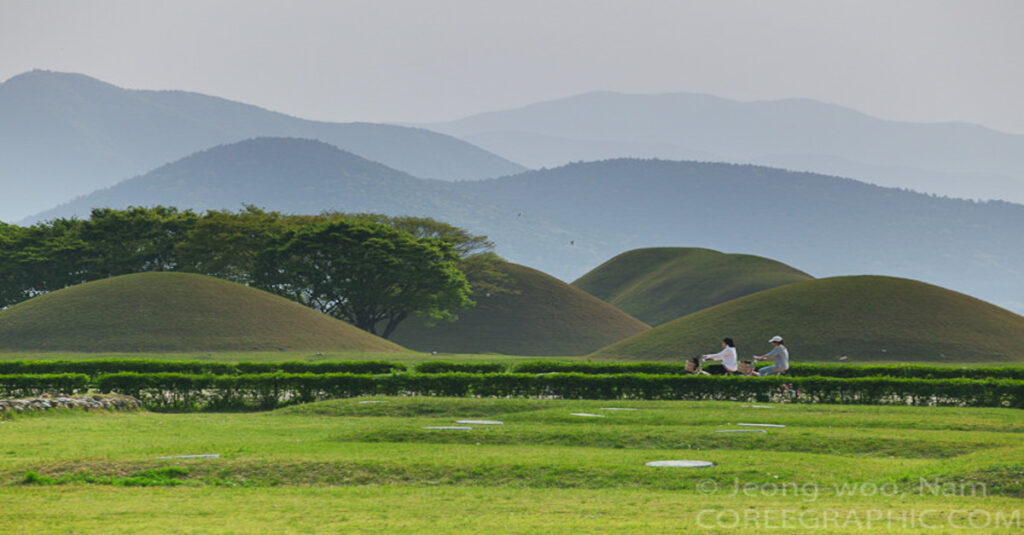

1,398,1021,533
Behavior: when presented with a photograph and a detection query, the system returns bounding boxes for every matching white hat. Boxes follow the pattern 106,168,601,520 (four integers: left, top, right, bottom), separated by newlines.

769,335,784,343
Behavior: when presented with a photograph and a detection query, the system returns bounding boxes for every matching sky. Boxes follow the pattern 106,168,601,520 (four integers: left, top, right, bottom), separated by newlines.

2,0,1023,133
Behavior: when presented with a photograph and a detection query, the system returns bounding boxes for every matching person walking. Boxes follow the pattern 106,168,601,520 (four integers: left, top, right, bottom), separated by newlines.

754,335,790,375
702,338,738,374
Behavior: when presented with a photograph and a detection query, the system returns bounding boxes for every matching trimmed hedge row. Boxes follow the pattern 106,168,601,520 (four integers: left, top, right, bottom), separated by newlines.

787,364,1024,380
511,361,688,375
0,374,90,397
509,361,1024,380
91,372,1024,411
0,360,405,378
414,361,508,374
4,360,1022,383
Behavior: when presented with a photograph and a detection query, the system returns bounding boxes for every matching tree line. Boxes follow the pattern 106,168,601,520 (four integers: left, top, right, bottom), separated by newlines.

0,206,503,338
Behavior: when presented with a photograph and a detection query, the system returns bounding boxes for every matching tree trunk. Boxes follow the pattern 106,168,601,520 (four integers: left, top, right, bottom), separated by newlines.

380,312,408,339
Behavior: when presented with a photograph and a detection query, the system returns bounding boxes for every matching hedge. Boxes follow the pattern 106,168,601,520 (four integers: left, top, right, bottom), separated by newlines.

510,361,1024,380
0,374,90,397
0,360,405,378
6,359,1020,380
92,372,1024,411
414,361,508,374
511,361,689,375
786,364,1024,380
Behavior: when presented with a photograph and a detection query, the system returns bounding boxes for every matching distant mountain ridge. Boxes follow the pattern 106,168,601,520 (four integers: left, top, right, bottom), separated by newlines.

24,139,1024,315
27,137,579,276
0,70,525,221
31,137,461,220
424,90,1024,203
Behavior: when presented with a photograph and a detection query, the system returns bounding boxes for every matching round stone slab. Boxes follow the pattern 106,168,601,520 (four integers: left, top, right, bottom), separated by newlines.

456,420,503,425
737,423,786,428
358,400,389,404
599,408,638,411
422,426,472,430
645,460,714,468
715,429,767,434
750,405,773,409
570,413,605,418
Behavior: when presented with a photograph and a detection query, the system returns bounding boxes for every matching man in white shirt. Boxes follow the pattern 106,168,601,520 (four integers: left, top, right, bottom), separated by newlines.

702,338,738,374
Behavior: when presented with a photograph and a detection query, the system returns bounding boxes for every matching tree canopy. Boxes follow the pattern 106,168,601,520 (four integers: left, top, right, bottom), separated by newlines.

254,220,473,338
0,206,489,337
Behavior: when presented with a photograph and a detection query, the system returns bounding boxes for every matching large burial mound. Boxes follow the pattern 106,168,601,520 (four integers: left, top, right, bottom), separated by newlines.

572,247,812,326
390,262,649,355
592,275,1024,363
0,272,406,352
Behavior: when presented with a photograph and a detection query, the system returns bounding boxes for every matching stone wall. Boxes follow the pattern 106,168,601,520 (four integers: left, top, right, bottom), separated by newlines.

0,394,142,415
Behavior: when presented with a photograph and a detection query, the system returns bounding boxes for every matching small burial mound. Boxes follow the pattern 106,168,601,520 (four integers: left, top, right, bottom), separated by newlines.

389,261,649,355
572,247,812,326
0,272,406,352
591,275,1024,363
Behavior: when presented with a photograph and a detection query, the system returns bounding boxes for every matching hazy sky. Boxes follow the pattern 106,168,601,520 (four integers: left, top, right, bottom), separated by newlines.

2,0,1023,133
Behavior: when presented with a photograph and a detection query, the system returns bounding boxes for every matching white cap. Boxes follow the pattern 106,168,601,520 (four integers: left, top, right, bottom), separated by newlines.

769,335,783,343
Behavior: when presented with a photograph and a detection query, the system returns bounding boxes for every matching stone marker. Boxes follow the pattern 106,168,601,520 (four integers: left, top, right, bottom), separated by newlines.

645,460,714,468
570,413,605,418
455,420,503,425
358,400,388,404
737,423,786,428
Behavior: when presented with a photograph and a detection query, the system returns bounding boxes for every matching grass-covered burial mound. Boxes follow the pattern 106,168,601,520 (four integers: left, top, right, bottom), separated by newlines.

572,247,812,326
0,272,406,352
591,275,1024,363
390,262,649,355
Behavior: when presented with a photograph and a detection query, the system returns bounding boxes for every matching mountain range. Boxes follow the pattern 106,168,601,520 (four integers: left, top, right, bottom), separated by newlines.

0,70,525,222
424,91,1024,203
29,136,1024,314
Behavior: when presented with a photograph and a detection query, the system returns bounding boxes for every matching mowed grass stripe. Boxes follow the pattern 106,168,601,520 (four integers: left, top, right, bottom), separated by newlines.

279,398,1024,433
3,487,1021,534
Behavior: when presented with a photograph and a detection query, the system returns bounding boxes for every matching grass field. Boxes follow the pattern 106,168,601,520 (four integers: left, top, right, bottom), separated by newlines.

1,397,1021,533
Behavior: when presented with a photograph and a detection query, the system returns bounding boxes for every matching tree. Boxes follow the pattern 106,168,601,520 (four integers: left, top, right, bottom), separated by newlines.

175,206,302,283
339,213,493,258
0,218,90,306
81,206,197,276
254,219,473,338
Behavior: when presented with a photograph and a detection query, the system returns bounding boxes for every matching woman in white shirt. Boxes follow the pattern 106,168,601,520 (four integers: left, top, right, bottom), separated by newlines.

702,338,738,374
